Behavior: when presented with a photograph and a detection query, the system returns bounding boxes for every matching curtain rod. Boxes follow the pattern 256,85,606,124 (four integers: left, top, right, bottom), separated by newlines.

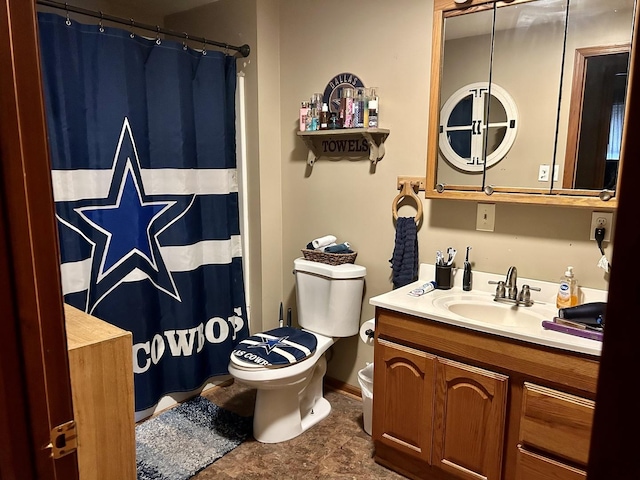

36,0,251,58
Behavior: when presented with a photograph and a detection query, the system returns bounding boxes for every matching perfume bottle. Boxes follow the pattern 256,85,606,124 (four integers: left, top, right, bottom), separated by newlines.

299,101,308,132
354,87,365,128
367,87,379,128
320,103,329,130
340,87,354,128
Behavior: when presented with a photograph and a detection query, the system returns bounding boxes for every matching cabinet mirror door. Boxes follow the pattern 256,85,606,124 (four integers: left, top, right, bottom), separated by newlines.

554,0,635,196
436,7,494,191
427,0,637,208
484,0,567,192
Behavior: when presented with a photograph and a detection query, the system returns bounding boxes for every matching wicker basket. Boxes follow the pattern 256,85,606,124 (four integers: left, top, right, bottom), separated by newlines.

301,249,357,266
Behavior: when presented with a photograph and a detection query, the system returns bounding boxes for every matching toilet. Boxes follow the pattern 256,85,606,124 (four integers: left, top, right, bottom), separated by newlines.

228,257,366,443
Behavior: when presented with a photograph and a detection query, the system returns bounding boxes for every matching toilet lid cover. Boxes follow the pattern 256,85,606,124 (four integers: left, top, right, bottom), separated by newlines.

231,327,318,368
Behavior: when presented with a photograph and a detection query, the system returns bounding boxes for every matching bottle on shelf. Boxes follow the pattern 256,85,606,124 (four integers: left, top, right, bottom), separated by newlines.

320,103,329,130
299,101,309,132
367,87,379,128
340,87,355,128
354,87,365,128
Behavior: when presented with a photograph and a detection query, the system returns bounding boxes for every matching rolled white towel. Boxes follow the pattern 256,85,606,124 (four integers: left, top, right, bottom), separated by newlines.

312,235,337,249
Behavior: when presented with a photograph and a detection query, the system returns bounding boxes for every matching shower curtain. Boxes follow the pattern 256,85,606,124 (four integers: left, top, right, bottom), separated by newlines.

37,13,249,412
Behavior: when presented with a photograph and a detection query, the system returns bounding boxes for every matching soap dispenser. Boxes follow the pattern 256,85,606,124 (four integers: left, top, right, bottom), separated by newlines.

556,266,578,308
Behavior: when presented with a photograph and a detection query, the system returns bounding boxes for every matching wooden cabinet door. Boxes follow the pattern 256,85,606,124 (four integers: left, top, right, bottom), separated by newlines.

433,357,508,480
373,338,436,463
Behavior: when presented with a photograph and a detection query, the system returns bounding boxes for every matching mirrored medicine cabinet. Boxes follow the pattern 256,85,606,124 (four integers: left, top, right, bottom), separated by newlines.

425,0,637,209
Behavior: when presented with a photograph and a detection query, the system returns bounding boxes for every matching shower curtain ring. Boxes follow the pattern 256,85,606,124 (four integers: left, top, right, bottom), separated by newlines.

65,3,71,26
155,26,161,45
224,44,229,55
129,18,135,38
183,33,189,51
202,39,207,56
98,11,104,33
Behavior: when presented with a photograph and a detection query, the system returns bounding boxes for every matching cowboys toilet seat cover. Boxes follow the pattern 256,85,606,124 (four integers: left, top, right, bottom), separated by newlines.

231,326,318,368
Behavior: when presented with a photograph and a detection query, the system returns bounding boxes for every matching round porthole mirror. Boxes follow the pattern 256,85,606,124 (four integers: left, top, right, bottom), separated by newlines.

439,82,518,172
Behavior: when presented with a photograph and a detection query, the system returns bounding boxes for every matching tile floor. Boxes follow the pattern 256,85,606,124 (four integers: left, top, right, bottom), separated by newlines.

192,380,405,479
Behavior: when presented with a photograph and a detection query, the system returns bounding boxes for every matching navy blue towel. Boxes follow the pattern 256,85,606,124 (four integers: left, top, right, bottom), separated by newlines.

390,217,419,289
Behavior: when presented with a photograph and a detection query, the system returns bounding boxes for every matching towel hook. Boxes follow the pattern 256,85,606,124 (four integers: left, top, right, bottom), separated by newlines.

392,181,423,224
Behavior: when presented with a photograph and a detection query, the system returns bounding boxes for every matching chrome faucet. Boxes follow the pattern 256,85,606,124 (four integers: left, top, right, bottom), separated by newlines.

505,266,518,300
488,266,540,307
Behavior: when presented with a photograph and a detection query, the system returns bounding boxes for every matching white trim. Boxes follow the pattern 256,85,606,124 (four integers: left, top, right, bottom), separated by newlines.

51,168,238,202
59,236,243,295
236,71,251,326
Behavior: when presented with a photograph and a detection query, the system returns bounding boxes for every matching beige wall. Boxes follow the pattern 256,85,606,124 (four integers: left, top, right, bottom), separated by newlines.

278,0,613,387
168,0,616,388
52,0,617,390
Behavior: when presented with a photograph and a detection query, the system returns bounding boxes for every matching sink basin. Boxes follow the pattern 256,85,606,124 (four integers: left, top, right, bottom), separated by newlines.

432,293,557,327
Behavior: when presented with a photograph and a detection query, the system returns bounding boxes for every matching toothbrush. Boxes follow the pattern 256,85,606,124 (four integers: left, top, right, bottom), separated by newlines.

279,302,284,328
446,247,457,266
463,246,472,291
287,308,292,327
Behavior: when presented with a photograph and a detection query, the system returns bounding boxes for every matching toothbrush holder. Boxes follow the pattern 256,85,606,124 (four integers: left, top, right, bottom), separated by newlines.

435,264,453,290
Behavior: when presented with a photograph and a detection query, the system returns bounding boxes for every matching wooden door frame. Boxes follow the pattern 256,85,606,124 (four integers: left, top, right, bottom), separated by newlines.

0,0,78,478
563,44,630,190
587,3,640,478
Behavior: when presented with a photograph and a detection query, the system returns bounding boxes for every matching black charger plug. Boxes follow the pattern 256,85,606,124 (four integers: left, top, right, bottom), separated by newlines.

595,227,606,255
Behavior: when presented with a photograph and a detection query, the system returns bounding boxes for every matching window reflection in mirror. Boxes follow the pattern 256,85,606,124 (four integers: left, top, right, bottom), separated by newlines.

557,0,635,193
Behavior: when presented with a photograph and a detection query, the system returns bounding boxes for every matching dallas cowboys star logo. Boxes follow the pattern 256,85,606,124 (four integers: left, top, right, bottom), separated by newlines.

57,117,194,313
248,336,291,355
76,162,173,283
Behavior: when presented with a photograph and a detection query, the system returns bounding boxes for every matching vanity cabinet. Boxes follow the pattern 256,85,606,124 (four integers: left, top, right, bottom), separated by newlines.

375,338,507,479
372,308,599,480
515,383,594,480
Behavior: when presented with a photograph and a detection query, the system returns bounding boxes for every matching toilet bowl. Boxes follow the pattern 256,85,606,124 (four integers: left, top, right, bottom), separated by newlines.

228,257,366,443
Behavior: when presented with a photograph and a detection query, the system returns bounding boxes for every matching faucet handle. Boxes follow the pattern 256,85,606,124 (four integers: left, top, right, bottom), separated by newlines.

488,280,506,298
518,284,540,306
521,284,541,292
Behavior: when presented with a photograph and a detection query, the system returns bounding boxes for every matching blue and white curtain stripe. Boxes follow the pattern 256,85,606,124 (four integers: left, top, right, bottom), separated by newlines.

38,12,249,411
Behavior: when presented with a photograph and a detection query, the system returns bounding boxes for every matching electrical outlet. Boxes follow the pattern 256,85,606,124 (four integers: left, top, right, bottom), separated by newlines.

476,203,495,232
589,212,613,241
538,165,550,182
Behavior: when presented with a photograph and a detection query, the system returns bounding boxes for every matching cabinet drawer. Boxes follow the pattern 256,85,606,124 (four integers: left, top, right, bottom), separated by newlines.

520,383,594,465
516,446,586,480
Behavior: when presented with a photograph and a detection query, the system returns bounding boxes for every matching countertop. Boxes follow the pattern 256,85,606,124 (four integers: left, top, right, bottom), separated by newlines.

369,264,607,357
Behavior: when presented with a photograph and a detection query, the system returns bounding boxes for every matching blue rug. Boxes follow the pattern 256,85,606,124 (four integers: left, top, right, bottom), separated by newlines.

136,396,252,480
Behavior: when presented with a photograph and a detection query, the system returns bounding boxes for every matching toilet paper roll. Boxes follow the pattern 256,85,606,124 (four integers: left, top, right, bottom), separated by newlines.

359,319,375,345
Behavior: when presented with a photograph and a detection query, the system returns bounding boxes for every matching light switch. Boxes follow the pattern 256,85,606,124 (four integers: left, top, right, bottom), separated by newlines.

476,203,495,232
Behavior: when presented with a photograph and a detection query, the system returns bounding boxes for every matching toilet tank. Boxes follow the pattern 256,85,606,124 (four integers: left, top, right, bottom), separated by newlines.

293,258,366,337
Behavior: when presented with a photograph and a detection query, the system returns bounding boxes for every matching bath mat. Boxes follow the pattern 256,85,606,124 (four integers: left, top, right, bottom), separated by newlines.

136,396,252,480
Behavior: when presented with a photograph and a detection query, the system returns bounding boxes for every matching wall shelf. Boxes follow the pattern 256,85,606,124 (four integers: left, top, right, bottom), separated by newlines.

296,128,390,166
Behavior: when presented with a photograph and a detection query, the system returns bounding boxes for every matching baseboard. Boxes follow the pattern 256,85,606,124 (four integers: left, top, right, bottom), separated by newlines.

324,376,362,401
